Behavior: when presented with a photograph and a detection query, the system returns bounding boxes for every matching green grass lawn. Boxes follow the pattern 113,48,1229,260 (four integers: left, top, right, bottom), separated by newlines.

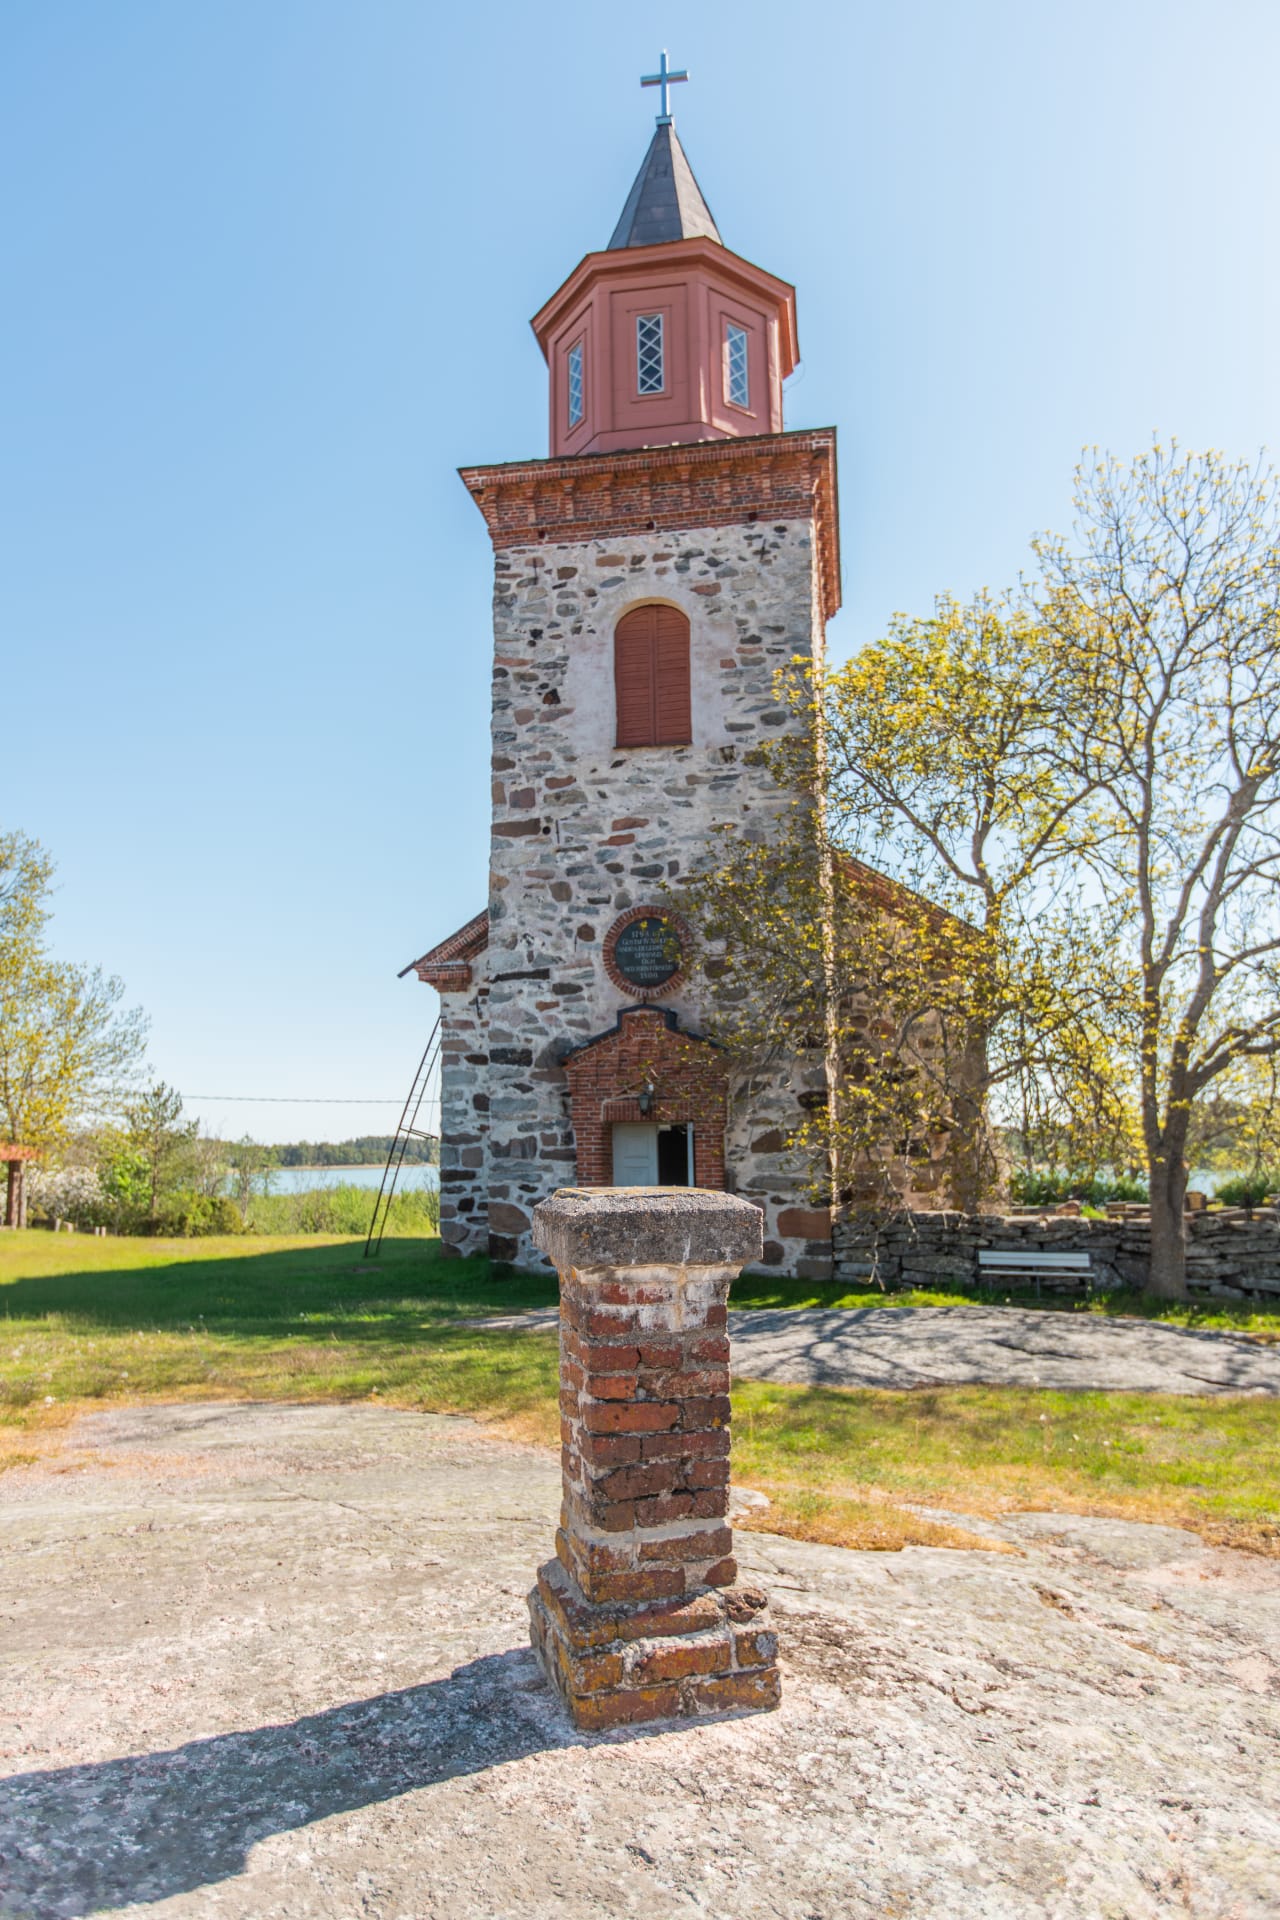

730,1378,1280,1557
1,1229,1276,1557
0,1231,558,1444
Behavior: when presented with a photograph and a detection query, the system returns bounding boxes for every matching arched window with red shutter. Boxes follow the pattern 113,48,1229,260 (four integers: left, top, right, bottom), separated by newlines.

614,604,692,748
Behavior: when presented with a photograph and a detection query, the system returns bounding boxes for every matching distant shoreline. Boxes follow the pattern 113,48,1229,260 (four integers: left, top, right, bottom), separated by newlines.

272,1161,436,1173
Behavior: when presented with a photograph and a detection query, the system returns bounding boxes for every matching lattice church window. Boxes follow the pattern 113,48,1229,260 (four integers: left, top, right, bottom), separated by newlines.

726,323,749,408
636,313,665,395
567,341,584,428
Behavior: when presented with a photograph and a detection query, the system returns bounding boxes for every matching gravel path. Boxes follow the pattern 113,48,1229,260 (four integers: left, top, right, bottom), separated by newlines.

2,1401,1277,1918
477,1303,1280,1394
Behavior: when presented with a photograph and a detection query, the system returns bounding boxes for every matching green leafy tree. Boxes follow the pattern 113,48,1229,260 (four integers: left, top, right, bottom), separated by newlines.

0,829,148,1153
94,1126,152,1215
1186,1056,1280,1181
187,1129,233,1200
819,595,1134,1208
684,445,1280,1304
124,1082,196,1223
226,1136,278,1217
683,603,1130,1215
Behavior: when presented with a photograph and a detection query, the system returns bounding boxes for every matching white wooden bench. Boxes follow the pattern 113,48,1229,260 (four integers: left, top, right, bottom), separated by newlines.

978,1249,1092,1295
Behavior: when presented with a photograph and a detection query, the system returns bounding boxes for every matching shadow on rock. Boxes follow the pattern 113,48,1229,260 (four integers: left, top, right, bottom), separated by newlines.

726,1305,1280,1393
0,1648,585,1918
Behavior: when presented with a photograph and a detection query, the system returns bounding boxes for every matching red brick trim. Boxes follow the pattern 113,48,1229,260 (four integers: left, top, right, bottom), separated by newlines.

564,1007,729,1189
459,428,841,623
402,909,489,990
602,906,690,1002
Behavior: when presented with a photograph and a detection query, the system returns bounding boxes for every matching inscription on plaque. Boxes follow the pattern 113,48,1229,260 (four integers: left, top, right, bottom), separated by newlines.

604,909,687,999
615,915,681,986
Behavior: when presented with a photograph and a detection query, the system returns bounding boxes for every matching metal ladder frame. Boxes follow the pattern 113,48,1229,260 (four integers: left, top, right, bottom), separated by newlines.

364,1017,441,1258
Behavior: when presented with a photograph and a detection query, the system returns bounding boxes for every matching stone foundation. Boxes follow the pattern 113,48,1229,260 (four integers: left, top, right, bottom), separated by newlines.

528,1186,780,1730
834,1206,1280,1300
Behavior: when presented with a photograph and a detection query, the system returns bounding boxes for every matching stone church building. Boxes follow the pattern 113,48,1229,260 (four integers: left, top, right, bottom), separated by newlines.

406,105,844,1277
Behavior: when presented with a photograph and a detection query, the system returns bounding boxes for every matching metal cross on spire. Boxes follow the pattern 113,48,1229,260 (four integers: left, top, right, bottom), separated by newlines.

641,49,689,126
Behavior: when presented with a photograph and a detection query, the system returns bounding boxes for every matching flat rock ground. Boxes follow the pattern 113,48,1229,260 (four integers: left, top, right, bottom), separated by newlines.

2,1404,1278,1920
478,1304,1280,1395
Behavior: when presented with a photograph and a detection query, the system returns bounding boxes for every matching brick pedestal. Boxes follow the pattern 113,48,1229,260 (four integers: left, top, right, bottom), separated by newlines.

528,1186,780,1730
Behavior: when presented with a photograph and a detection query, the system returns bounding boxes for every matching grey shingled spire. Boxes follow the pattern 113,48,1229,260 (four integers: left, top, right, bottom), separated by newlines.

607,123,722,251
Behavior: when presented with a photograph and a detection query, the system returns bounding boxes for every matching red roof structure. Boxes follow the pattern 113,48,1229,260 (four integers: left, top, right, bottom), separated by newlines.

400,912,489,992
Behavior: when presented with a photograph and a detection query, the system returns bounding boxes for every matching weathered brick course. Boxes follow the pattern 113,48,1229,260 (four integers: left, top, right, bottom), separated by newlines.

528,1189,778,1729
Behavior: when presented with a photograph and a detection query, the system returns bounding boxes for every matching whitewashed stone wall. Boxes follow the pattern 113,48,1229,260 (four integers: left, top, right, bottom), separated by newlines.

478,520,831,1273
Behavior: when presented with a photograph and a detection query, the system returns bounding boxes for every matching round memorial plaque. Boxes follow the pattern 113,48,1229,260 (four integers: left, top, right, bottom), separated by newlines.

603,907,689,1001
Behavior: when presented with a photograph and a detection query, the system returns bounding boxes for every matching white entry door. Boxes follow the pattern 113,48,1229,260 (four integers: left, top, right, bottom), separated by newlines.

612,1122,659,1186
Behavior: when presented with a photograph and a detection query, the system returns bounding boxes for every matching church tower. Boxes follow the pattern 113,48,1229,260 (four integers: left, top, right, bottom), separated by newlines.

408,61,841,1276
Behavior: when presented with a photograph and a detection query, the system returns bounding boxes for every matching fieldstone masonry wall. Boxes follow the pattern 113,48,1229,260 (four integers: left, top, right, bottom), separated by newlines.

437,970,490,1255
834,1207,1280,1299
465,515,829,1271
528,1186,779,1731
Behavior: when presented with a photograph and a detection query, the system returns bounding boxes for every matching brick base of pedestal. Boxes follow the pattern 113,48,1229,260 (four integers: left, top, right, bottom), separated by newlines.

529,1557,779,1731
529,1186,781,1732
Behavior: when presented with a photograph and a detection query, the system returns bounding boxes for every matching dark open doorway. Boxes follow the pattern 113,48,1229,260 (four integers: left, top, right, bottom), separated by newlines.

657,1124,693,1186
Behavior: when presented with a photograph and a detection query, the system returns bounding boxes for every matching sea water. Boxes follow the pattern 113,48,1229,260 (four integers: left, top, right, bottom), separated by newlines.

241,1164,440,1195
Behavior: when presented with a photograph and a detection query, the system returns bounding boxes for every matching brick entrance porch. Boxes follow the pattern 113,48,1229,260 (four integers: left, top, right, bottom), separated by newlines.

563,1007,729,1189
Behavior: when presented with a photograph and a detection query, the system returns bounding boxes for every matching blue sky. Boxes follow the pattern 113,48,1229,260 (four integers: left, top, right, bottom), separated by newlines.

3,0,1278,1143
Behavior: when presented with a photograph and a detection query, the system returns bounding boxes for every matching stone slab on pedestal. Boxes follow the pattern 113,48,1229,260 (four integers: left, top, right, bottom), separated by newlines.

528,1186,780,1730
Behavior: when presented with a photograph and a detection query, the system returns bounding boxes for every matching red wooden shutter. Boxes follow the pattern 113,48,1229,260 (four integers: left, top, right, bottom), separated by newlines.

615,607,656,746
614,605,691,747
653,606,691,744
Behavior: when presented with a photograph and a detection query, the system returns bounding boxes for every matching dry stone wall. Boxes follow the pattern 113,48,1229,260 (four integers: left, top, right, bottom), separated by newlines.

834,1207,1280,1299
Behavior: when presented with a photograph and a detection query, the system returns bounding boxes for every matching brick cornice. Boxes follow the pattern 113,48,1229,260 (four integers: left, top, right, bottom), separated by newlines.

459,428,841,623
401,909,489,990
